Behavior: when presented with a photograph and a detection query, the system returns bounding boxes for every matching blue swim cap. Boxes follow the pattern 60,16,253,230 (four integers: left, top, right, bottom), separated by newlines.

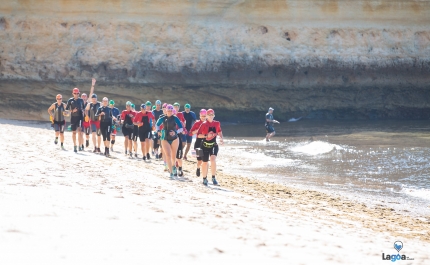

155,100,161,105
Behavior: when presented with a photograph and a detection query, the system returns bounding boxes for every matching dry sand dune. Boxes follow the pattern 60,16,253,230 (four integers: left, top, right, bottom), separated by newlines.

0,119,428,264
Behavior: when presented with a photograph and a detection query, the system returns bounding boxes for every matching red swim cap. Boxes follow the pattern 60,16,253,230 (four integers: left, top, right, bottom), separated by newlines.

72,88,80,93
207,109,215,115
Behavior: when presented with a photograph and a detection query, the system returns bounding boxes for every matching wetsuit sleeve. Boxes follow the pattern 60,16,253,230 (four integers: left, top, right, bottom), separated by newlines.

173,116,183,134
133,112,140,123
192,112,197,122
197,122,207,135
156,116,165,131
95,107,102,117
66,99,72,110
217,122,222,133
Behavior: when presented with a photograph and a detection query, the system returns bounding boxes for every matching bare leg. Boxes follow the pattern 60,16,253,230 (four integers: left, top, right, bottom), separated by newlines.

140,142,146,156
78,127,83,146
184,143,192,158
202,161,209,178
210,155,217,176
59,132,64,143
170,139,179,168
161,140,173,173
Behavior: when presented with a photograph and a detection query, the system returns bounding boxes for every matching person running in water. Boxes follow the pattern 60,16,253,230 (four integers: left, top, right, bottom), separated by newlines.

189,109,207,177
197,109,223,186
265,107,279,142
134,103,154,161
121,101,136,157
47,94,67,149
109,100,120,152
95,97,116,157
156,104,184,179
182,103,196,160
85,94,101,153
152,100,163,159
81,93,91,150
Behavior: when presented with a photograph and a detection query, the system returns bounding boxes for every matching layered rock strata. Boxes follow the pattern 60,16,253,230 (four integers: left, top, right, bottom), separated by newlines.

1,0,429,121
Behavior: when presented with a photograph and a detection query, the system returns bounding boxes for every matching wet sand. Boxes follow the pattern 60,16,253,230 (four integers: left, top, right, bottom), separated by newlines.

0,119,428,264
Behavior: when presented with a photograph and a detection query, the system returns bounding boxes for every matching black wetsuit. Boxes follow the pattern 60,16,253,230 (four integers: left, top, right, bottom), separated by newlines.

96,106,113,141
66,97,85,131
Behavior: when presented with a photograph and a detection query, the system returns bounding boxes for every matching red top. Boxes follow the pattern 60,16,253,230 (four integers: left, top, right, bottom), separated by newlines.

176,112,185,123
133,111,155,124
121,110,136,124
189,120,204,136
197,120,222,141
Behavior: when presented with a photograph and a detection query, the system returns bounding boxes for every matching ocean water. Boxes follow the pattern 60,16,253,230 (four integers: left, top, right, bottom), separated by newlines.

222,120,430,217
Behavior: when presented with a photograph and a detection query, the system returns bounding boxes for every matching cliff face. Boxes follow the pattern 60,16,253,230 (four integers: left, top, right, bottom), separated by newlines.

1,0,430,121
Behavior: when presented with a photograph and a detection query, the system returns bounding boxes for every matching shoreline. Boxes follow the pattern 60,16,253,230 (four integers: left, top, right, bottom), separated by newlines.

0,118,429,263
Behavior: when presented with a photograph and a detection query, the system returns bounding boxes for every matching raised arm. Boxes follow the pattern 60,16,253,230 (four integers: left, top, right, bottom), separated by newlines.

87,78,96,102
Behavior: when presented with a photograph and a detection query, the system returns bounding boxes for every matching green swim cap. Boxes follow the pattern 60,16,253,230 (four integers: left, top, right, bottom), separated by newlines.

184,103,191,109
145,101,152,106
131,104,135,108
152,105,156,110
173,102,180,107
109,100,115,105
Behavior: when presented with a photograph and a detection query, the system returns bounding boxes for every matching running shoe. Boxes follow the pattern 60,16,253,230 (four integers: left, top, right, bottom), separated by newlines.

178,169,183,177
79,146,83,151
81,144,84,150
135,153,138,158
110,147,113,152
164,164,168,171
170,173,175,180
86,140,89,147
155,154,159,160
130,152,133,158
203,177,208,186
196,168,200,177
173,166,177,177
54,138,58,144
212,177,219,185
125,150,128,155
93,147,97,153
74,146,77,153
142,156,146,161
97,148,101,153
146,153,150,160
61,145,66,150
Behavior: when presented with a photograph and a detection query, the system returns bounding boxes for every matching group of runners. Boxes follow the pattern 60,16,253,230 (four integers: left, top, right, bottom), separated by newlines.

47,79,223,185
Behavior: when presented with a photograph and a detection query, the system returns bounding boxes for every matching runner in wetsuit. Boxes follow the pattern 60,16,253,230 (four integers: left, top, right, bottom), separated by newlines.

131,104,139,158
197,109,224,186
134,103,155,161
189,109,207,177
120,101,136,157
173,102,186,172
182,103,197,160
85,94,101,153
66,88,85,153
47,94,67,149
95,97,116,157
109,100,120,152
156,104,184,179
173,109,186,177
81,93,90,150
158,103,169,169
145,101,154,159
152,100,163,159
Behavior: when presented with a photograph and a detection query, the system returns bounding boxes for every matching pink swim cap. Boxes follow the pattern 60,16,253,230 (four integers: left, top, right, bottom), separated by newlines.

200,109,207,115
166,104,174,110
162,103,168,108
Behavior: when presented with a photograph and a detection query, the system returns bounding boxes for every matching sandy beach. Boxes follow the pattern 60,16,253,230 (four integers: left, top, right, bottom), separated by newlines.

0,119,428,264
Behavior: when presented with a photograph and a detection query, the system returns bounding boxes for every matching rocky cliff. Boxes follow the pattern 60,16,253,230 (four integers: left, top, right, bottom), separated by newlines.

1,0,430,122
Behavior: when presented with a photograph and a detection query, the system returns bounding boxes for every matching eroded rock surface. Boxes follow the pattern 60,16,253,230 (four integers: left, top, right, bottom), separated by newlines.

1,0,429,121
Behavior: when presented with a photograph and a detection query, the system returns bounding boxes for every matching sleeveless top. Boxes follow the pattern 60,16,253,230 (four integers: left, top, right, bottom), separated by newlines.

53,103,65,122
